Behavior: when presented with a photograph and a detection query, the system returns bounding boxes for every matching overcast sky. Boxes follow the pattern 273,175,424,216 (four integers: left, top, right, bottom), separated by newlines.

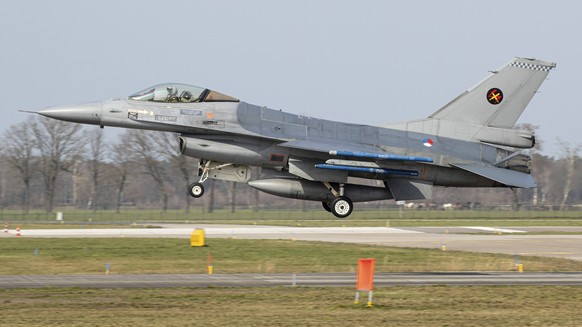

1,1,579,156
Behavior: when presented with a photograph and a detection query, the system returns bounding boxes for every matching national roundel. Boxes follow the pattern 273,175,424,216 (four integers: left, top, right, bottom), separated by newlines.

486,88,503,105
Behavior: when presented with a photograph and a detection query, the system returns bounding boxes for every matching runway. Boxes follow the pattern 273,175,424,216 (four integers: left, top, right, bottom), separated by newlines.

1,272,581,289
4,224,582,261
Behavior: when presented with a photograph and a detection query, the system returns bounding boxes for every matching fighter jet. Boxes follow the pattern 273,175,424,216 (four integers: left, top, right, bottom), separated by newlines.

32,57,555,218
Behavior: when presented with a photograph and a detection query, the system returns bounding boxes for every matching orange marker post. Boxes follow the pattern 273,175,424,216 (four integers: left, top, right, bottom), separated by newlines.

355,258,375,307
16,226,21,237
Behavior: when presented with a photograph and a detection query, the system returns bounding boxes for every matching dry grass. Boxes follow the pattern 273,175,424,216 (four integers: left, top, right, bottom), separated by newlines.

0,286,581,326
1,238,581,275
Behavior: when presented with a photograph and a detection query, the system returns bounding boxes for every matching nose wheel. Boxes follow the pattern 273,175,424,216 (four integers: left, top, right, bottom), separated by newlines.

188,182,205,198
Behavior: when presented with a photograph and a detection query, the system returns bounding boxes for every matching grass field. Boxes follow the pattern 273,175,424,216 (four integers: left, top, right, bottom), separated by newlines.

1,238,581,275
1,286,581,326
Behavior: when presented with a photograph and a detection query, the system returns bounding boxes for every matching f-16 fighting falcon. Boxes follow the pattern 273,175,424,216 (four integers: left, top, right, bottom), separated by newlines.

30,57,555,218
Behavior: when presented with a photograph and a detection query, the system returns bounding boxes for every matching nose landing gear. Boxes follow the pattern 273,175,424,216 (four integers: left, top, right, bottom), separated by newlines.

188,160,211,198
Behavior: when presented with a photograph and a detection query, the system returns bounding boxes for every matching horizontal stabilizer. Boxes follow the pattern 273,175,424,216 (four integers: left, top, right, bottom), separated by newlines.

315,164,419,177
385,179,433,201
451,163,536,188
329,150,433,163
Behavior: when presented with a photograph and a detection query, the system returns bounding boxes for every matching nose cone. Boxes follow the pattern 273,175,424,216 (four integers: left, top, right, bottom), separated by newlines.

37,102,102,125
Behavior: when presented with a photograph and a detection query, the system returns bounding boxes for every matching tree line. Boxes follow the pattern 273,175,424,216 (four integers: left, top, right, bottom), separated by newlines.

0,117,580,213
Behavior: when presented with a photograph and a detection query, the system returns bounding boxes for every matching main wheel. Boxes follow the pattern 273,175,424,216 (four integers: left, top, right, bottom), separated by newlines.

188,182,205,198
331,196,353,219
322,202,332,212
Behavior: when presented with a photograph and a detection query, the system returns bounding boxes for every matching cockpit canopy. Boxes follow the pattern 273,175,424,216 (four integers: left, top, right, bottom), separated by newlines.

128,83,239,103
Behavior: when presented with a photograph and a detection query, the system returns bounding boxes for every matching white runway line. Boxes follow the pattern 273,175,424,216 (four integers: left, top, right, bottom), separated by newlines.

11,228,193,237
463,226,527,233
14,226,423,237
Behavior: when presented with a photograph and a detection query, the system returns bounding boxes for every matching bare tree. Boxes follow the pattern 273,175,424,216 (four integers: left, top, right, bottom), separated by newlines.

32,117,83,213
173,155,195,212
514,123,542,207
108,132,133,213
0,164,3,209
510,188,520,211
151,132,196,212
557,138,581,210
253,188,260,212
217,180,239,213
31,118,83,211
0,117,37,213
126,130,171,212
208,179,216,213
231,181,236,213
87,129,106,212
531,153,554,206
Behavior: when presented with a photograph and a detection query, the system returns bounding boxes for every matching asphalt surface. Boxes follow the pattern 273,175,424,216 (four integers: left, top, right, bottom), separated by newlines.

1,272,581,289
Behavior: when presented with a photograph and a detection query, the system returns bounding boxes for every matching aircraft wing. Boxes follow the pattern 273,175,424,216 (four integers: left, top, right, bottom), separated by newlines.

279,139,381,155
279,139,435,201
278,140,434,163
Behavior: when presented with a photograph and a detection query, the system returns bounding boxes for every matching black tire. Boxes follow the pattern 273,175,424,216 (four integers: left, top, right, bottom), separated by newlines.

188,182,205,198
331,196,353,218
322,202,332,212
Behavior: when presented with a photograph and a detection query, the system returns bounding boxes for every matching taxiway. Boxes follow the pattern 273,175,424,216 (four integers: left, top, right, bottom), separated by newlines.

1,272,580,289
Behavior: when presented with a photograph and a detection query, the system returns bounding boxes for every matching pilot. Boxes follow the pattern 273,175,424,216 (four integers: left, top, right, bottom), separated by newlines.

166,85,179,102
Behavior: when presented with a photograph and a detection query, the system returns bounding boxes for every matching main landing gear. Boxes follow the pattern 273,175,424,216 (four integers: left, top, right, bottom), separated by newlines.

322,182,353,219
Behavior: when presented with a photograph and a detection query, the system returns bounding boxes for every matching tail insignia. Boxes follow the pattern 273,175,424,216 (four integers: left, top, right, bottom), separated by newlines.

486,88,504,105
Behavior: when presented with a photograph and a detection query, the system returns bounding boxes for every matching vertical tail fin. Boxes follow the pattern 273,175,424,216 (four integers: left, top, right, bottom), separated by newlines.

429,57,556,128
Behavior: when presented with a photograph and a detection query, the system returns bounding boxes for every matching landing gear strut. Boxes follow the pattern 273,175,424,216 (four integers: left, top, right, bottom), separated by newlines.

188,160,212,198
187,160,248,199
322,181,353,218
